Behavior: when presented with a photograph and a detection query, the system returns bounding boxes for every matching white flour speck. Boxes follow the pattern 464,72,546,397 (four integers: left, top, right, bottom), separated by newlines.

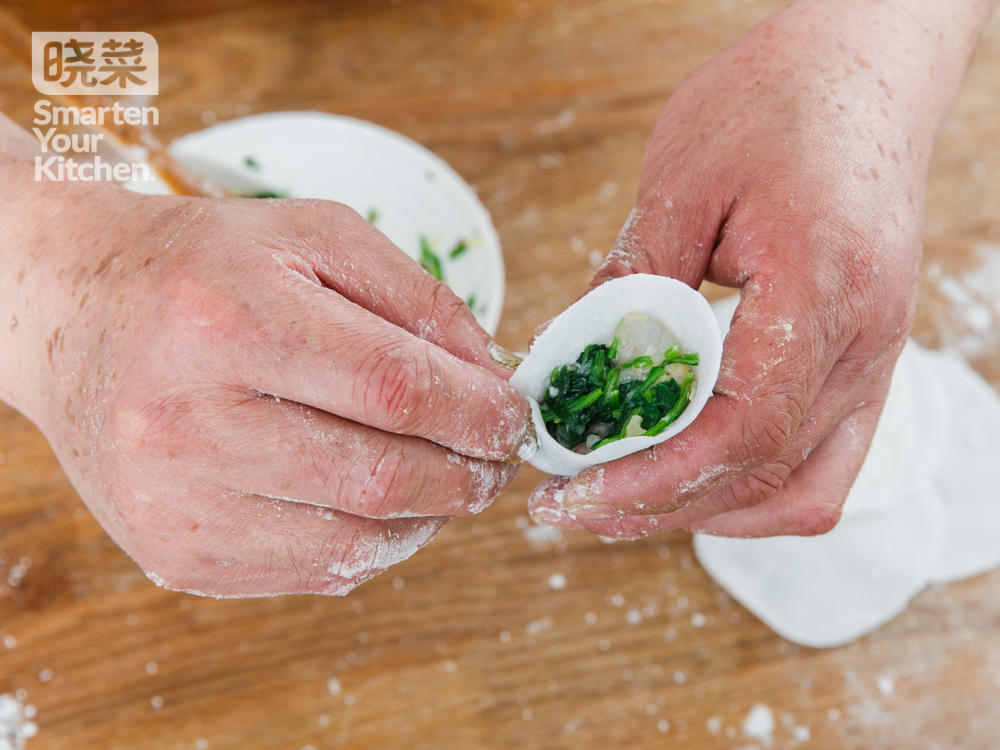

526,616,554,636
877,674,895,696
743,703,775,746
0,694,38,750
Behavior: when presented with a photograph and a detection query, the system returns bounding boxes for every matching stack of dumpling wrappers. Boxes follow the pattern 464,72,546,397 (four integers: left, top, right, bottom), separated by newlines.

696,296,1000,647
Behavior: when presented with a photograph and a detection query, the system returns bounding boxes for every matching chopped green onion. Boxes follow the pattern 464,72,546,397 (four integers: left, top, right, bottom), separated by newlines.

591,434,623,450
663,351,699,366
366,208,378,224
621,355,655,370
244,190,288,199
419,235,444,281
637,364,666,394
449,240,469,259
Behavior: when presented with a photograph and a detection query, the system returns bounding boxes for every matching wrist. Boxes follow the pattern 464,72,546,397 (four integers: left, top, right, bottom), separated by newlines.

0,117,112,423
723,0,995,190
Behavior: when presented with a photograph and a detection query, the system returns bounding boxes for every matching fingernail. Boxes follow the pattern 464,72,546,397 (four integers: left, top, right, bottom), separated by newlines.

560,482,598,512
506,419,537,465
487,341,522,370
566,502,621,520
559,483,616,519
528,502,581,529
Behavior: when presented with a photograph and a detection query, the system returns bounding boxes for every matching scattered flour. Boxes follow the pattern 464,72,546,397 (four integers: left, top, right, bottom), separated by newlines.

532,108,576,137
525,616,554,636
522,522,564,549
0,695,37,750
926,243,1000,360
877,675,895,697
743,703,775,746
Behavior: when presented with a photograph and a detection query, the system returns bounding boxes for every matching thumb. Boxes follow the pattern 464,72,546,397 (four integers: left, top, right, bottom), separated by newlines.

530,181,726,344
588,182,727,291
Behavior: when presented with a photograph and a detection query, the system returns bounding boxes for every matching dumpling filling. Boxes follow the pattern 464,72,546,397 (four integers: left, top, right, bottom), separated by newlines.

538,313,699,452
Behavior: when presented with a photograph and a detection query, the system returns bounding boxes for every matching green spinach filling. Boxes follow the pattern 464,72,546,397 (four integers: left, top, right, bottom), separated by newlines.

539,337,698,452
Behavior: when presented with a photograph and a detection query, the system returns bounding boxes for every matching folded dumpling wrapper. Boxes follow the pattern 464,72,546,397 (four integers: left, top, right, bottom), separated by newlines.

510,274,723,476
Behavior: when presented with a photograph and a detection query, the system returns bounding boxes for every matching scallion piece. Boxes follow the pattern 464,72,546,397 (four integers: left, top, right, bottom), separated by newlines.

621,355,655,370
419,235,444,281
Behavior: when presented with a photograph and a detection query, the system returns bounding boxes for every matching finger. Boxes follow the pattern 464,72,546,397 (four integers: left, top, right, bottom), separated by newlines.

208,392,517,518
562,369,891,540
692,396,885,537
228,256,531,462
530,182,725,347
527,477,582,529
136,492,449,597
587,179,727,292
278,201,517,377
664,353,895,530
561,274,840,519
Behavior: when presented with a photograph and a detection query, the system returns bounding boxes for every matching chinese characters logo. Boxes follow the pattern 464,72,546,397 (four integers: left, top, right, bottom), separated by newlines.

31,32,158,95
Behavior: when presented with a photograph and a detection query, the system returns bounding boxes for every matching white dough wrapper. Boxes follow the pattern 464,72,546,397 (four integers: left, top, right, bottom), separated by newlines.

694,487,947,649
845,340,950,517
927,350,1000,584
511,274,723,476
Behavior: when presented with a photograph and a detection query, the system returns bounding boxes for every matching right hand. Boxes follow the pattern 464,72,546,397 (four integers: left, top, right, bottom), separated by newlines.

2,176,531,597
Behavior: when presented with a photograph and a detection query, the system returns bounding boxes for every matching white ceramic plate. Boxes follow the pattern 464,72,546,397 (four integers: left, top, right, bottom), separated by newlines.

127,111,505,335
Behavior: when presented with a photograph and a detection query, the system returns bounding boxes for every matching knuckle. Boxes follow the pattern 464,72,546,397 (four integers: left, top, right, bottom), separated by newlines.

107,389,195,454
325,199,363,225
357,446,420,517
318,526,384,581
163,276,247,348
360,343,437,433
740,391,803,462
423,278,472,338
716,461,791,513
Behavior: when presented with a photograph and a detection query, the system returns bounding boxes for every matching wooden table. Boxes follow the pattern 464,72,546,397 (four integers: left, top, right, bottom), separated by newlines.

2,1,999,747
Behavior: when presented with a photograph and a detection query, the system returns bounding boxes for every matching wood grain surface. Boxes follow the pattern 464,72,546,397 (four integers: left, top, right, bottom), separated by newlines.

1,1,999,748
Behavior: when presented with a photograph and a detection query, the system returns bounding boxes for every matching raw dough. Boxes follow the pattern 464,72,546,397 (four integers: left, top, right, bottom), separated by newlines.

694,295,1000,647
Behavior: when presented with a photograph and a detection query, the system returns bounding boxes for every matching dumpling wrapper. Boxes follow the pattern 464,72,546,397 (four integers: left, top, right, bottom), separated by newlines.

926,349,1000,584
510,274,722,476
697,294,1000,648
694,487,947,649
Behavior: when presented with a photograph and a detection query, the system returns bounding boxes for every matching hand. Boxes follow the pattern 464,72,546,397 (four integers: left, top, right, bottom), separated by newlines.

1,143,531,596
528,0,995,539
